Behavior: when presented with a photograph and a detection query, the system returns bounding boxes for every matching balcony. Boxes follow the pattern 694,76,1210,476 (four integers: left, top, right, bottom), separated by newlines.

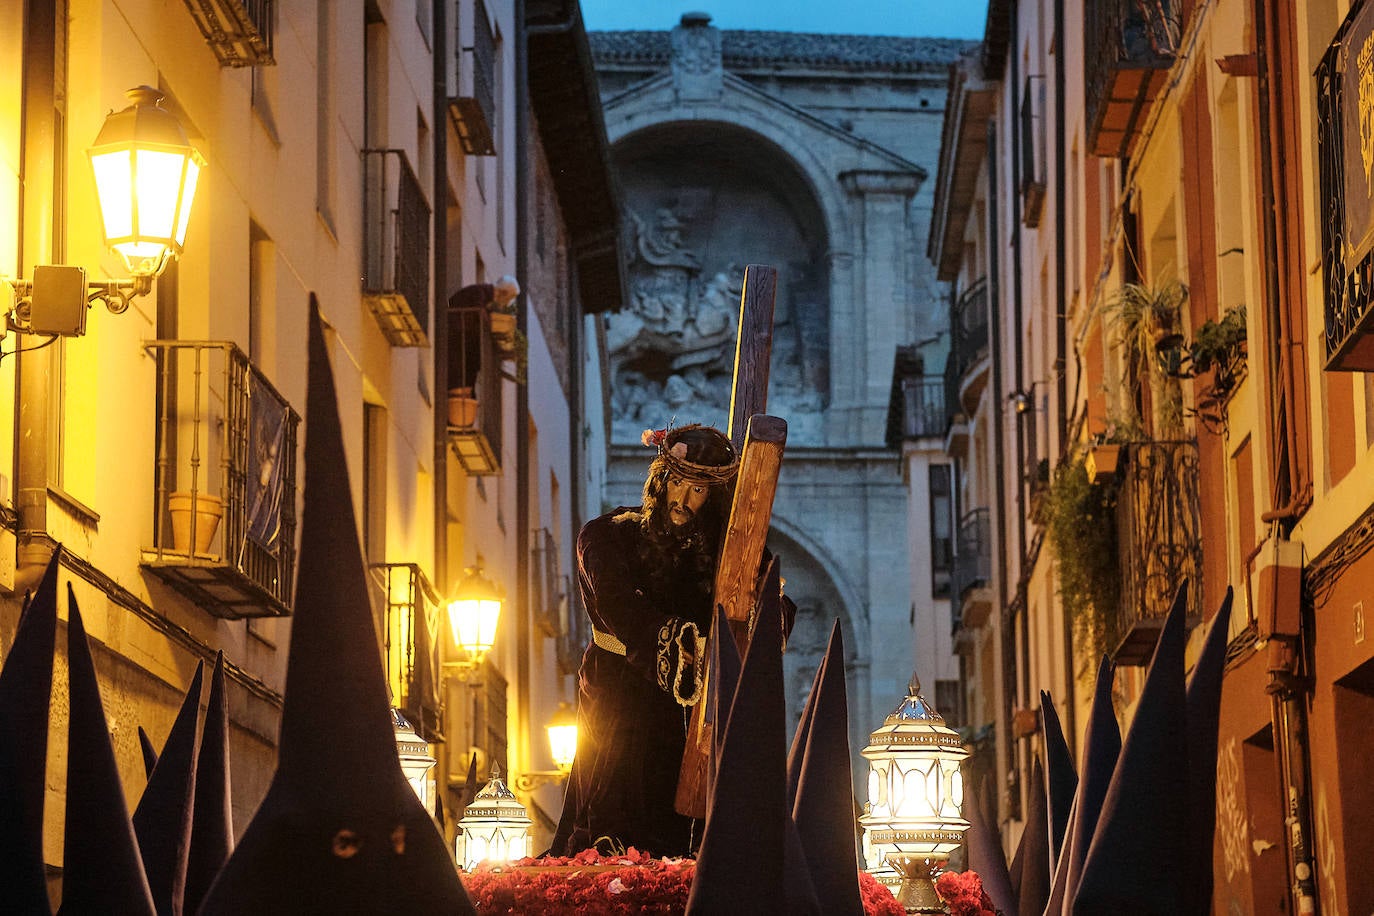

371,562,445,742
1084,0,1179,158
897,376,948,440
142,342,299,618
951,278,990,414
951,507,993,633
181,0,275,67
449,0,497,156
446,305,504,476
362,149,432,347
1113,440,1203,664
1318,15,1374,371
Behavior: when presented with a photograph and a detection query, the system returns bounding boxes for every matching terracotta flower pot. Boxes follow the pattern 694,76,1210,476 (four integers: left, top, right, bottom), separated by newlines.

168,491,223,555
1085,443,1121,484
488,311,516,339
448,388,479,428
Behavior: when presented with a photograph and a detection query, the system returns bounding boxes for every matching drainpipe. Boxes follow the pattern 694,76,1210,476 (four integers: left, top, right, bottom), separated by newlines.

514,0,533,777
1052,0,1075,746
1253,1,1318,912
432,0,449,625
15,0,60,584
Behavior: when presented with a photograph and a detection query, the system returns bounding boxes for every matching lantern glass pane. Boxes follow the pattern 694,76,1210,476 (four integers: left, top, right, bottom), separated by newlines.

91,150,133,239
134,149,187,241
175,158,200,245
867,766,883,817
548,723,578,771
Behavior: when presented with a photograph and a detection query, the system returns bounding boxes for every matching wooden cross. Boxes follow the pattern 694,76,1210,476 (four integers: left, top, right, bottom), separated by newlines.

675,264,788,818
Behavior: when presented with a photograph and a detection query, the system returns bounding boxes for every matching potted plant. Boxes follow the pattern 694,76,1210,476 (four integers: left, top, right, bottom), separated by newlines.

168,490,223,555
1085,441,1120,484
1043,457,1121,661
488,308,517,343
447,387,479,428
1106,277,1188,438
1189,304,1247,395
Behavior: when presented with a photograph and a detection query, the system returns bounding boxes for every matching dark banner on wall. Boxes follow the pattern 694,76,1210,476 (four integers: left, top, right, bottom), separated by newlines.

246,375,290,554
1342,0,1374,264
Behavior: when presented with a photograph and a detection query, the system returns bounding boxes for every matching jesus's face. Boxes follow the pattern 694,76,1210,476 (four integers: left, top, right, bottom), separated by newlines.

665,474,710,528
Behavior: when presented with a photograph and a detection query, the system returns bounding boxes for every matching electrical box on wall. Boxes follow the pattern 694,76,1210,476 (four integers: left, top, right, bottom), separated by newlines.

1254,536,1304,641
29,265,88,337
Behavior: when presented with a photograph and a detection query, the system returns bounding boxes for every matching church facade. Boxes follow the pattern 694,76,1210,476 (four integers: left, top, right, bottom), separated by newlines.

588,15,973,772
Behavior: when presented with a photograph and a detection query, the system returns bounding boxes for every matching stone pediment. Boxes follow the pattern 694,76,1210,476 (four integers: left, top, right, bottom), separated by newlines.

602,69,925,178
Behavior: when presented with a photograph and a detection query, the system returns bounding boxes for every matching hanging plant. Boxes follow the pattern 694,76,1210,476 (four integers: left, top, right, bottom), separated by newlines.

1043,457,1121,662
1105,278,1188,438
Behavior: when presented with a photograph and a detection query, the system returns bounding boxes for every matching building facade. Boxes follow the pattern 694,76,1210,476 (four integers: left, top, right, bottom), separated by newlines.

0,0,622,889
588,15,973,781
926,0,1374,911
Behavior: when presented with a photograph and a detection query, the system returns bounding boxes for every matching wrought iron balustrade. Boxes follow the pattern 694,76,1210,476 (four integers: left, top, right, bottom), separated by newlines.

181,0,275,67
1114,440,1203,663
371,562,445,742
450,0,497,156
142,341,299,618
1084,0,1179,158
530,527,568,640
951,277,989,382
362,148,432,347
951,507,992,605
899,375,948,440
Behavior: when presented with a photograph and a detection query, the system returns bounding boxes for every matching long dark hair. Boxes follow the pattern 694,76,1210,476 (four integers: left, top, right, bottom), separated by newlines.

634,426,736,592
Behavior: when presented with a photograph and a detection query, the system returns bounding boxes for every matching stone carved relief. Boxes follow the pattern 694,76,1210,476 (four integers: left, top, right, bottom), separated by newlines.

607,206,827,443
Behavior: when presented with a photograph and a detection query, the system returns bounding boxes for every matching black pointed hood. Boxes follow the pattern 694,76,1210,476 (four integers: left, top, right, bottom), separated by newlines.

198,296,473,914
707,600,742,806
789,620,863,916
185,651,233,915
1040,690,1077,872
1009,755,1050,916
962,777,1015,916
687,558,787,914
59,584,156,915
138,727,160,780
1182,590,1233,915
1073,583,1189,914
0,551,60,915
133,660,203,916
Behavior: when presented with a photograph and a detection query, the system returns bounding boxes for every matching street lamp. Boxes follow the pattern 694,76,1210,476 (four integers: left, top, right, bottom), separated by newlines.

456,764,533,871
447,564,502,673
511,702,579,792
392,708,438,812
8,86,205,333
859,675,971,913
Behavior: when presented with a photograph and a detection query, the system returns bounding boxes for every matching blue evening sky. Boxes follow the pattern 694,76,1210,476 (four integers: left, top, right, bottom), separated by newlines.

580,1,990,39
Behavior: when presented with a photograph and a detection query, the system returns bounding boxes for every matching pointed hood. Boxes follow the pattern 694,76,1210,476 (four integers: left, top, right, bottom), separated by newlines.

1009,755,1051,916
138,727,160,780
60,584,156,915
133,660,203,916
0,551,60,915
1182,590,1233,915
1040,690,1077,872
1073,583,1189,914
962,777,1015,916
784,626,825,807
790,620,863,916
1047,655,1120,914
185,651,234,915
707,600,743,806
687,558,787,915
198,296,473,914
783,812,823,915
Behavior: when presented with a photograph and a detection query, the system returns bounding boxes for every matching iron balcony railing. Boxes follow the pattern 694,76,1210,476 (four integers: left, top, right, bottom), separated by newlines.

142,341,299,618
1084,0,1180,158
1318,15,1374,371
1114,440,1203,663
362,148,432,347
951,507,992,606
898,375,948,439
181,0,275,67
446,302,504,475
371,562,444,742
950,277,990,382
450,0,497,156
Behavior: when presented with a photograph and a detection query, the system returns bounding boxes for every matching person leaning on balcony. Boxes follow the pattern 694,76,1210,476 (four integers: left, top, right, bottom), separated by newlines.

446,275,520,390
549,423,795,859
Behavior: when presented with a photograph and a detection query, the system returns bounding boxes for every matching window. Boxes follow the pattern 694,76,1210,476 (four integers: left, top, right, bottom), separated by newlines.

1021,75,1047,226
362,403,388,567
929,464,953,598
316,0,335,231
249,221,275,367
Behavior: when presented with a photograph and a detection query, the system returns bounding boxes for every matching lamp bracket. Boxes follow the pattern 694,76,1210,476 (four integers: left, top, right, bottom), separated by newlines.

511,771,567,793
6,269,152,334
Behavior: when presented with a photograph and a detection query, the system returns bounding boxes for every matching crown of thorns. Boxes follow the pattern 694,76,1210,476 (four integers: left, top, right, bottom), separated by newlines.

641,423,739,486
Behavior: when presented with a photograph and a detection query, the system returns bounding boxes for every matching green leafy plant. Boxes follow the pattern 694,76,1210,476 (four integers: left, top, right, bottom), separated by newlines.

1105,278,1188,438
1189,304,1247,391
1044,457,1121,661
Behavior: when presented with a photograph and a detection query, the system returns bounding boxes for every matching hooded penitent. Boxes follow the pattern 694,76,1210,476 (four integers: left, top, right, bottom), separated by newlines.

1182,590,1233,915
788,620,863,916
197,296,474,914
687,558,789,915
60,583,157,915
1040,690,1077,873
0,552,60,916
185,651,234,915
1072,584,1189,915
133,660,203,916
962,777,1015,916
1010,755,1051,916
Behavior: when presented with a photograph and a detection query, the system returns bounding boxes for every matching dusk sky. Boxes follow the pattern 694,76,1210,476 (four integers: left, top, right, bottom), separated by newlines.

580,0,990,39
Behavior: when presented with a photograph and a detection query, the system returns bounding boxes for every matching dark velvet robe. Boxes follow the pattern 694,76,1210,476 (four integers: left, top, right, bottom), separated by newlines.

553,509,715,858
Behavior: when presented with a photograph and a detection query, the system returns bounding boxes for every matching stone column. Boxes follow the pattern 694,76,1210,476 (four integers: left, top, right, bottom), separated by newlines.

836,170,923,445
